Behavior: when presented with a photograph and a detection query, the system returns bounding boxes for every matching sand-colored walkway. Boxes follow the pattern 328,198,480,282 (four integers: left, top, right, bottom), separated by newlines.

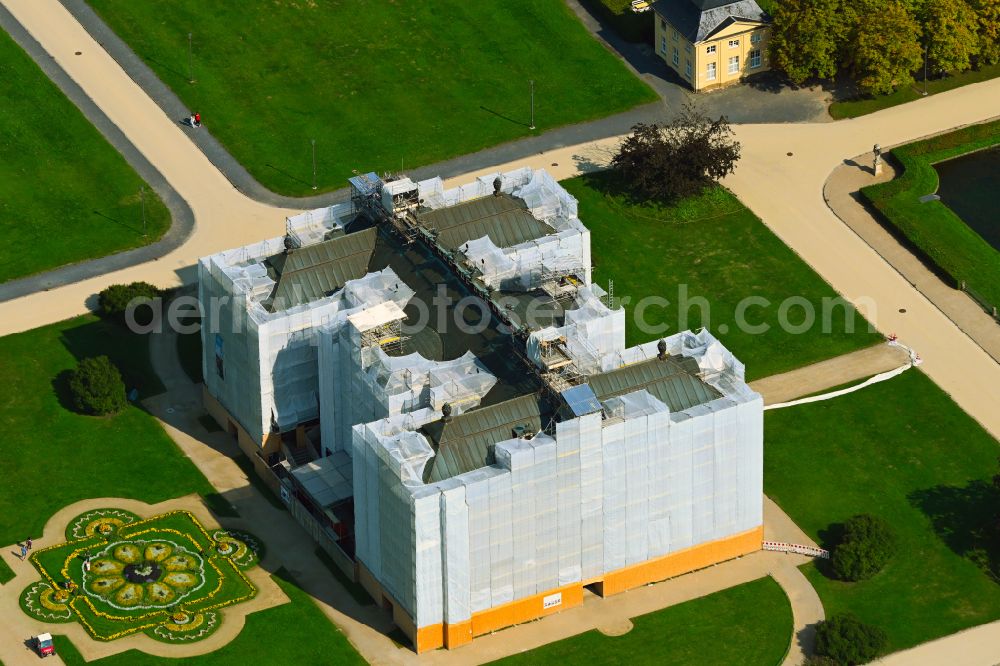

0,495,289,666
137,381,824,666
824,152,1000,365
0,0,300,335
1,0,999,662
749,342,910,405
1,0,999,450
440,96,1000,446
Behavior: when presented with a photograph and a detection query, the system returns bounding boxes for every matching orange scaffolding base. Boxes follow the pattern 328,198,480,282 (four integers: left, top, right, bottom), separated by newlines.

373,525,764,653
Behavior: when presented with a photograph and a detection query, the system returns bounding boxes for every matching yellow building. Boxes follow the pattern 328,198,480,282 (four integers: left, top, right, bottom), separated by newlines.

652,0,771,92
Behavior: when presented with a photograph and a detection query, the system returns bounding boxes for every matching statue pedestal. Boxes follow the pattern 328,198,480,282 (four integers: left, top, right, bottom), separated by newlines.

873,160,883,176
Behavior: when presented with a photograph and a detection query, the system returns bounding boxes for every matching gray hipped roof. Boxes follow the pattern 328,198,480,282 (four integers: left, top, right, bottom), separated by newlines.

416,193,551,251
653,0,768,43
265,228,377,310
421,394,545,483
588,355,721,412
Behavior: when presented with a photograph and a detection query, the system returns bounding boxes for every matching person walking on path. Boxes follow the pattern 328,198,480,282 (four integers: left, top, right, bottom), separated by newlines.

19,544,27,561
194,112,201,127
26,536,32,551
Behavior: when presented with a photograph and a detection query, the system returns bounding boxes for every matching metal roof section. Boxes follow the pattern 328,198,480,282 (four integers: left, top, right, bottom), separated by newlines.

560,384,603,417
421,394,546,483
416,193,553,251
288,452,354,509
265,227,378,311
653,0,768,43
588,354,722,413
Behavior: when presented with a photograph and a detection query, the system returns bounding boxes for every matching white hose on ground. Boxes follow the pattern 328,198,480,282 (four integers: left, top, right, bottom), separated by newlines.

763,340,921,411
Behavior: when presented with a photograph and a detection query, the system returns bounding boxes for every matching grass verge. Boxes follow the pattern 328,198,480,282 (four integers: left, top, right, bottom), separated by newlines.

765,369,1000,652
829,63,1000,119
490,576,792,665
0,29,170,283
87,0,656,196
861,119,1000,310
0,556,14,584
563,172,881,381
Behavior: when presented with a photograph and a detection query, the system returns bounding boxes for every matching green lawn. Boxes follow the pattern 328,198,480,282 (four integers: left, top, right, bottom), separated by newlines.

861,119,1000,310
87,0,656,196
0,316,219,545
0,29,170,284
52,569,366,665
492,577,791,665
829,63,1000,119
564,173,881,381
765,369,1000,652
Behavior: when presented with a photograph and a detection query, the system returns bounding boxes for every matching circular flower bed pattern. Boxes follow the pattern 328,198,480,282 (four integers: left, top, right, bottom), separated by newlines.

22,508,258,644
212,530,262,570
68,508,140,540
153,609,221,643
84,540,205,609
20,581,73,622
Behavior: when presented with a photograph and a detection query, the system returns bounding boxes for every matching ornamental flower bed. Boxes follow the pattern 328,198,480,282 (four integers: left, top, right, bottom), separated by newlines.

21,509,260,643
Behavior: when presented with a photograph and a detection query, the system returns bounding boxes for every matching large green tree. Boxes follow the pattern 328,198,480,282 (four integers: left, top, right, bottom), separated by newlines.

850,0,924,94
923,0,981,72
769,0,847,83
968,0,1000,64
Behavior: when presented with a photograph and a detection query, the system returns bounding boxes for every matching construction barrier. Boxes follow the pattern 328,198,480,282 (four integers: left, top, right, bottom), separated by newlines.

762,540,829,559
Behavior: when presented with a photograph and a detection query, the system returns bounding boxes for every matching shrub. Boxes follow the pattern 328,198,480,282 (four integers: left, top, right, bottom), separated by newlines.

68,356,127,416
803,656,840,666
832,514,897,581
814,613,888,665
98,282,161,325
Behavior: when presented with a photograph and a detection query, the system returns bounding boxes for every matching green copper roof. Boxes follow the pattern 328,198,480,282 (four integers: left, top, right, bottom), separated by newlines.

421,394,545,483
417,193,551,250
588,355,721,412
265,228,377,311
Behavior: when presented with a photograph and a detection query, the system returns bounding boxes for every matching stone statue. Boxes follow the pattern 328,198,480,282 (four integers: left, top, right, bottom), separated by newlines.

873,144,883,175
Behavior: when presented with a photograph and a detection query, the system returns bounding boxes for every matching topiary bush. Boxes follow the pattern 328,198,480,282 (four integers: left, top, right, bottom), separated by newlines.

832,513,897,581
98,282,161,325
814,613,887,665
68,356,127,416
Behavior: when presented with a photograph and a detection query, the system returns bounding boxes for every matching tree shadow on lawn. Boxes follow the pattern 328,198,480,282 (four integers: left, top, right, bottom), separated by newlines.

57,317,162,400
812,521,847,580
909,480,1000,581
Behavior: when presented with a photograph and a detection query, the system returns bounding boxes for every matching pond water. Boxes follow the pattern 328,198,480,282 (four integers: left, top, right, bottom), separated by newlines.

934,146,1000,252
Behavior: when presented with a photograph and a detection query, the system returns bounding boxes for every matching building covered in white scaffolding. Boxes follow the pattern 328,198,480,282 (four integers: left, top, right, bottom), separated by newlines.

199,167,763,653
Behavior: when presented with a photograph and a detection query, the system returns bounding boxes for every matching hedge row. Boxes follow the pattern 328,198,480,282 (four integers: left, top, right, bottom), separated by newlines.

860,119,1000,310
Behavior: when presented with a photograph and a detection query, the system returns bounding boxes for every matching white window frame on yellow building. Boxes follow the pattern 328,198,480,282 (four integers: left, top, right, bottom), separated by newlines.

653,4,771,92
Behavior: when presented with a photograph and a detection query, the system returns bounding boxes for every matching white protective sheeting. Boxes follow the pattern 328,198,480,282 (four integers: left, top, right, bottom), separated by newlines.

352,333,762,632
284,200,354,247
200,229,413,445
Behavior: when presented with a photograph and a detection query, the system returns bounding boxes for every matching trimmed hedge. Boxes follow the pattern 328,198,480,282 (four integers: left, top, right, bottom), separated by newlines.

861,119,1000,310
